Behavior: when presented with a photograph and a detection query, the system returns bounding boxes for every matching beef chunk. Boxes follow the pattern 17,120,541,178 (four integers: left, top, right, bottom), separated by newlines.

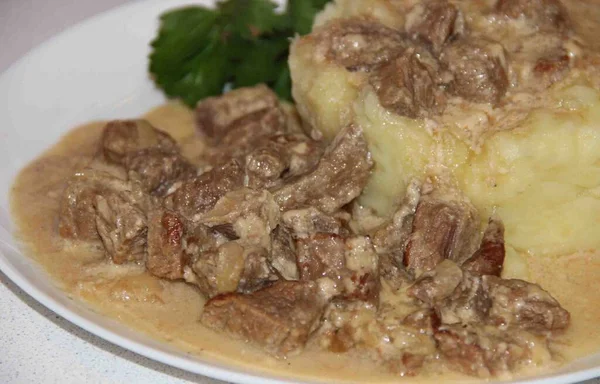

373,179,421,260
370,47,444,118
402,308,441,335
438,271,491,325
165,159,244,220
408,259,464,305
101,120,177,165
245,145,290,190
462,216,505,277
403,194,480,276
296,234,346,281
405,0,465,53
434,324,531,377
238,246,279,293
274,124,373,214
201,281,327,356
315,18,408,72
146,210,188,280
440,38,509,105
203,107,287,165
196,188,280,248
95,191,147,264
496,0,570,31
270,226,300,281
195,84,281,145
191,242,246,298
125,148,195,195
484,275,570,333
282,207,344,239
58,170,144,241
379,253,413,291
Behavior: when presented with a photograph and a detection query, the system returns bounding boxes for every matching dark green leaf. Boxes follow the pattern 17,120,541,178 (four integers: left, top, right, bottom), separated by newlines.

232,36,290,87
218,0,284,40
288,0,330,35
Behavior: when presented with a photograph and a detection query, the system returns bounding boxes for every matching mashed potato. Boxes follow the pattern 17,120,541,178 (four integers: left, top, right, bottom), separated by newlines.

289,0,600,265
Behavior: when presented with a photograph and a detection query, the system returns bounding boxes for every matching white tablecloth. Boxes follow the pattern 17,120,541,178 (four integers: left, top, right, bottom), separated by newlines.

0,1,597,383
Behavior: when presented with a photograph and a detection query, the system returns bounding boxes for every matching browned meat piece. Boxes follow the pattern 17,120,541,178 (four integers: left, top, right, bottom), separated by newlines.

191,242,246,298
125,148,195,196
434,324,531,377
245,145,290,190
245,134,324,190
165,159,244,220
270,226,300,281
484,275,570,333
405,0,465,54
95,192,148,264
146,210,189,280
274,124,373,214
58,170,145,241
101,120,177,165
496,0,570,31
370,47,445,118
204,107,287,165
438,271,491,325
238,246,279,293
403,194,480,276
201,281,327,356
195,85,281,145
282,207,344,238
408,259,464,305
296,234,346,281
196,188,280,248
462,216,505,277
315,18,408,72
440,38,509,105
373,179,421,260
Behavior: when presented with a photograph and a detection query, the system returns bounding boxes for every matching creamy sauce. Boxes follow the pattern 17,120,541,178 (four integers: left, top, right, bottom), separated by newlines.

10,102,600,382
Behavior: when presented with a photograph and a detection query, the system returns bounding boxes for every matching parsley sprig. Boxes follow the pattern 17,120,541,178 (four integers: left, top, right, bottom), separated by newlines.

149,0,329,107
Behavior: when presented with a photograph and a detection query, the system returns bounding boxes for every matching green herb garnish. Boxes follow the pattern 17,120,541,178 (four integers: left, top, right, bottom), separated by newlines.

149,0,329,106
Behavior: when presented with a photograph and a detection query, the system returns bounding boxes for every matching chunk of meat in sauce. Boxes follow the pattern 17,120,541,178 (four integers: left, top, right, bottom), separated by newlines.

370,47,445,118
125,148,195,196
282,207,345,239
496,0,570,31
195,188,280,249
274,124,373,214
203,107,287,165
201,280,328,356
146,210,188,280
403,194,480,276
440,38,509,105
237,246,279,293
373,179,421,261
191,241,246,298
484,275,570,333
462,216,505,277
408,259,464,305
58,170,145,241
95,191,148,264
533,51,571,88
405,0,465,54
343,236,380,306
315,18,408,72
296,233,346,281
270,225,300,281
195,84,282,145
434,324,531,377
101,120,177,165
164,159,244,220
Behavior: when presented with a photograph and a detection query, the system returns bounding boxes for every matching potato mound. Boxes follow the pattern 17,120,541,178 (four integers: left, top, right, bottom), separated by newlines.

289,0,600,267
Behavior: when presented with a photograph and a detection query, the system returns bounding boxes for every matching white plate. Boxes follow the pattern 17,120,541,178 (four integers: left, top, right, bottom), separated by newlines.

0,1,598,383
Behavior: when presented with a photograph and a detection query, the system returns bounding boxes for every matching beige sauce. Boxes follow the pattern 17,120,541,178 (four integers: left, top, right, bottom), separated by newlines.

10,102,600,382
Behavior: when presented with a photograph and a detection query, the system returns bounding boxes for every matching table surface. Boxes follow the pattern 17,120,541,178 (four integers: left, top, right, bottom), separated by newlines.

0,1,598,384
